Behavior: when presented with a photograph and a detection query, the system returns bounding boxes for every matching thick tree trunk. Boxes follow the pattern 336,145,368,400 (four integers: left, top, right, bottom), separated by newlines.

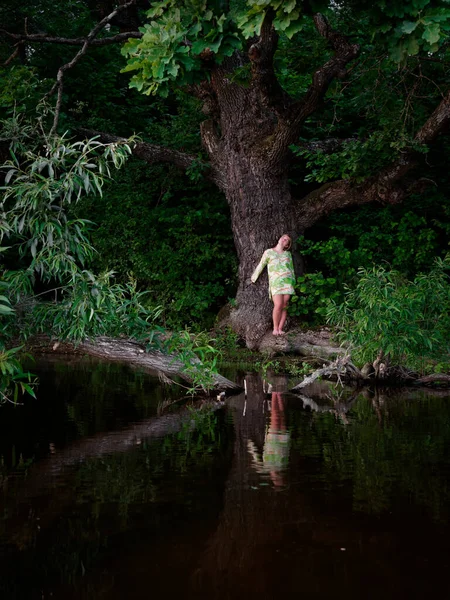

199,62,302,349
225,164,298,348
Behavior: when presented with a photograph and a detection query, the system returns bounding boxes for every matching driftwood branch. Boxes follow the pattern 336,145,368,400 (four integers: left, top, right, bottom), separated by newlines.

291,356,364,391
414,373,450,386
26,335,241,393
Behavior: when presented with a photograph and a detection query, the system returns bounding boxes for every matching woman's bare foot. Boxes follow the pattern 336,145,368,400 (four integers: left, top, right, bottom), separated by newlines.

272,330,279,336
278,330,286,335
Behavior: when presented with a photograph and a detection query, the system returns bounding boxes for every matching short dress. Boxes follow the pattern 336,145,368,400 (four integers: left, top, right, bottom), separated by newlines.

251,249,295,298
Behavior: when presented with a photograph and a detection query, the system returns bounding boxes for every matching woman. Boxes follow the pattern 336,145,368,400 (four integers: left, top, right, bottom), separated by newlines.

251,234,295,335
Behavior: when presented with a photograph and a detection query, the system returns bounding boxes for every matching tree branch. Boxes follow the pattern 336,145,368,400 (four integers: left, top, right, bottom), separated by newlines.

2,45,20,67
77,128,224,187
248,11,292,115
269,13,360,164
296,88,450,229
44,0,138,136
0,30,142,47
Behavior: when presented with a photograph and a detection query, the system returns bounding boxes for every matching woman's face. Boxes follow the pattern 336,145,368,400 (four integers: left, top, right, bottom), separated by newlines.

279,235,291,250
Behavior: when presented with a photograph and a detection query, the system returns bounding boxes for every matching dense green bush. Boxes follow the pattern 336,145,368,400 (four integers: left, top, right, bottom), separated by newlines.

290,271,341,323
291,185,450,324
327,257,450,371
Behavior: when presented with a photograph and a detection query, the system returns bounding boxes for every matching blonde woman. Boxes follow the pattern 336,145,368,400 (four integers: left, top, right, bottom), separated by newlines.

251,234,295,335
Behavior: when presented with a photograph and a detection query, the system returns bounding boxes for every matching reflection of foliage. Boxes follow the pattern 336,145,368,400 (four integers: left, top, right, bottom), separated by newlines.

291,392,450,521
74,406,228,512
177,405,220,459
0,346,37,404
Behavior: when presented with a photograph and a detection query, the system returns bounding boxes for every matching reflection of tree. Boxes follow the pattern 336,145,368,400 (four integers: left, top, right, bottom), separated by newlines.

191,379,450,599
4,370,450,599
192,374,294,597
291,387,450,519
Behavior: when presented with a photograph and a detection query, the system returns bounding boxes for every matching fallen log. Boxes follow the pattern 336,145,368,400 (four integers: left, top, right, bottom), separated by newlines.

23,335,241,393
291,355,450,391
414,373,450,386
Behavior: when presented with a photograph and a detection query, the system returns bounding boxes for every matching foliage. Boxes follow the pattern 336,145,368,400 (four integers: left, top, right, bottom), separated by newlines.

2,0,450,350
1,110,132,281
326,257,450,370
254,356,281,379
291,189,450,324
19,272,165,345
213,326,241,353
165,328,222,393
356,0,450,62
121,0,450,98
0,114,162,346
291,131,428,184
121,1,242,97
0,275,37,404
0,345,37,405
0,66,51,117
75,157,237,330
290,271,342,322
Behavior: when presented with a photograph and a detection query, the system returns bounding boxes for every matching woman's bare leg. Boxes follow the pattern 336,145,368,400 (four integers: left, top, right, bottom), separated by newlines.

278,295,290,333
272,295,283,335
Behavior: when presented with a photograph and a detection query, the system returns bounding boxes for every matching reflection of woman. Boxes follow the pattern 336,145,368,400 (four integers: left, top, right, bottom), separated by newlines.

251,234,295,335
248,392,290,488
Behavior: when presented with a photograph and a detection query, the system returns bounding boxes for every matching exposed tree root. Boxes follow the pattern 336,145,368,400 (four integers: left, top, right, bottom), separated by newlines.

291,353,450,391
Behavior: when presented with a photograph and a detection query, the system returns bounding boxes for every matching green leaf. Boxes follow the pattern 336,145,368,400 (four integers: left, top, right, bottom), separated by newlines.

405,35,420,55
422,22,441,44
400,21,418,34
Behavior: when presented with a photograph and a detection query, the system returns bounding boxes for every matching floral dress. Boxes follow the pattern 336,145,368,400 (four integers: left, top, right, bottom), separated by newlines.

251,249,295,298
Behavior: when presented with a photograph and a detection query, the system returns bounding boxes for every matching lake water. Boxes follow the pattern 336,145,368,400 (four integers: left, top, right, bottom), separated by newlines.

1,357,450,599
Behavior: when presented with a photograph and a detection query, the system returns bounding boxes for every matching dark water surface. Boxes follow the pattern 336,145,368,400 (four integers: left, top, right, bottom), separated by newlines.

1,358,450,599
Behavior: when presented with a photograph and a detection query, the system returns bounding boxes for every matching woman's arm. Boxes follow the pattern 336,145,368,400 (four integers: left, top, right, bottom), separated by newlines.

251,250,269,283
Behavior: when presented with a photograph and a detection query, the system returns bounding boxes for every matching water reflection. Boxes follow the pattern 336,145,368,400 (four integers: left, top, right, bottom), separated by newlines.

248,391,290,487
2,363,450,599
